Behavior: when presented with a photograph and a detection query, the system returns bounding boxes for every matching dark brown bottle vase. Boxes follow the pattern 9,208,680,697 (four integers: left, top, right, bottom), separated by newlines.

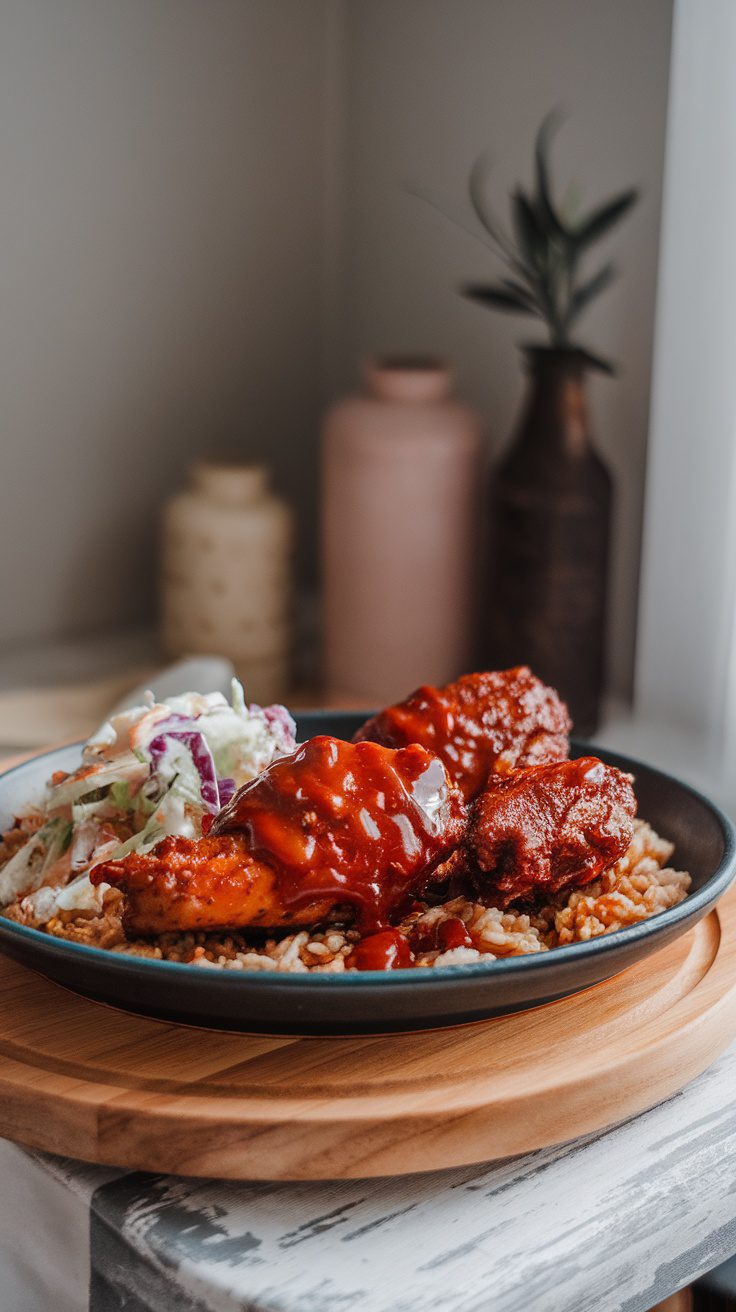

486,347,611,735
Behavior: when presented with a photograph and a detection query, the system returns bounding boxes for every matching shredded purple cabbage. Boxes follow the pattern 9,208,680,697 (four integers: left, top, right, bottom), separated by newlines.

148,722,221,813
145,702,295,817
217,777,236,806
253,703,297,750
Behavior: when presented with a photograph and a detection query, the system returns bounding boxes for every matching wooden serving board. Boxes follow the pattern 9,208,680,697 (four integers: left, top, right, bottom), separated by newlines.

0,888,735,1180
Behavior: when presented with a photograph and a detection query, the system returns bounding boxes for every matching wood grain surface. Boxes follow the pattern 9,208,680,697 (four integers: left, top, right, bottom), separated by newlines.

0,888,735,1180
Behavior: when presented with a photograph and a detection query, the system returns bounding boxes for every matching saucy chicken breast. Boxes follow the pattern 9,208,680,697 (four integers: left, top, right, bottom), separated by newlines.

94,735,466,935
354,666,571,801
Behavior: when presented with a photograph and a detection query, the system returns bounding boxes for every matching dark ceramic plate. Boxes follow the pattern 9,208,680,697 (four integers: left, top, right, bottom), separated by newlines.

0,711,733,1035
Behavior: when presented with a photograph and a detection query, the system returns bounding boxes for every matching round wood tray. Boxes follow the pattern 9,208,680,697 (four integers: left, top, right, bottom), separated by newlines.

1,888,735,1180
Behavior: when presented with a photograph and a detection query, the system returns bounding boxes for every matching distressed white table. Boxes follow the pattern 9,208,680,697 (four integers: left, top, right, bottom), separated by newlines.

1,1041,735,1312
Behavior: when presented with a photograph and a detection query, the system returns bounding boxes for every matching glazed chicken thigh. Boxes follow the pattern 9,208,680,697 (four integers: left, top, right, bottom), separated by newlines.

94,736,466,935
354,666,571,801
465,756,637,904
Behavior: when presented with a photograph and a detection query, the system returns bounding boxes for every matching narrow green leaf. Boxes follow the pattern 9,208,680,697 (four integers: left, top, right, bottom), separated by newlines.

498,277,541,311
407,185,499,255
409,183,529,283
468,154,516,256
573,346,617,374
573,188,639,247
534,110,569,239
462,284,540,315
568,262,617,322
512,189,547,270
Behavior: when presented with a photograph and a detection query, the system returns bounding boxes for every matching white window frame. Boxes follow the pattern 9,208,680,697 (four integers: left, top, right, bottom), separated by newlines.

629,0,736,810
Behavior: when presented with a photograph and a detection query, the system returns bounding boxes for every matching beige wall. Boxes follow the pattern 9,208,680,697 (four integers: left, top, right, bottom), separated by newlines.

0,0,673,702
0,0,326,645
333,0,673,700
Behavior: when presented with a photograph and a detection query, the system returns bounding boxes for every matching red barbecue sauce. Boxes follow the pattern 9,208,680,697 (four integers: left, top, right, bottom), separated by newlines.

354,667,570,800
211,736,465,936
411,915,473,955
346,929,413,971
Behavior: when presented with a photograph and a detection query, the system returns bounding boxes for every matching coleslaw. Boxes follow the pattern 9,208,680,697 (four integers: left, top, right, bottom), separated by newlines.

0,682,296,923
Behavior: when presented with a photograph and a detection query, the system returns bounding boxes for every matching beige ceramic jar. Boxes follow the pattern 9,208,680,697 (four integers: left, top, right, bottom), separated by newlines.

161,461,293,704
322,358,485,704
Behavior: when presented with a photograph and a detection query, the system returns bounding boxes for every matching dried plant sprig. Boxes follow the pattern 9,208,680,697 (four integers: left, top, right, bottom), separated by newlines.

461,112,639,373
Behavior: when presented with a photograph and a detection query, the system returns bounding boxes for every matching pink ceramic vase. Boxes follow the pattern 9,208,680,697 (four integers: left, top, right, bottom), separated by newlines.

322,357,485,704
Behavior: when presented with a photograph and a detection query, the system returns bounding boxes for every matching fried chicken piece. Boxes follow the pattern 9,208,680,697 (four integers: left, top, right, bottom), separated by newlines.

465,756,636,903
354,667,571,801
93,736,466,936
93,834,334,937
